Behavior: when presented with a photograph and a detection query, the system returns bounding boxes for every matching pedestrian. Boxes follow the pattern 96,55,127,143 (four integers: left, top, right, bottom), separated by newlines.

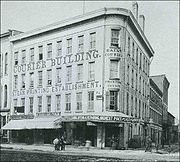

60,135,66,150
53,137,59,151
145,136,152,152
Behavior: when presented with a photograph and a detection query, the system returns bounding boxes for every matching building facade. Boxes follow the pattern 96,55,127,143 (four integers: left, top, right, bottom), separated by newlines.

0,30,22,142
149,77,163,145
2,6,154,148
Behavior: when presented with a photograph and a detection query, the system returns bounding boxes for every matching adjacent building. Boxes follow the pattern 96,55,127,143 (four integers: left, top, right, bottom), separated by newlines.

2,4,155,148
0,29,22,142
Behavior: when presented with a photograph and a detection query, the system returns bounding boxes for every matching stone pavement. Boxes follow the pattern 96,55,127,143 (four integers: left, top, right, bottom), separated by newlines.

1,143,179,161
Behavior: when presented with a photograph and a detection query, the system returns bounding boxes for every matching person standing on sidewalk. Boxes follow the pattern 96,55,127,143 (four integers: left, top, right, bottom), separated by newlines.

53,137,59,151
60,135,66,150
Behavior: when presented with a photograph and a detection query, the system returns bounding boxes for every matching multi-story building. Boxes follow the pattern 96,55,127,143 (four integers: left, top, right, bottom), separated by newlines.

2,3,154,148
149,77,163,145
0,29,22,142
150,74,170,146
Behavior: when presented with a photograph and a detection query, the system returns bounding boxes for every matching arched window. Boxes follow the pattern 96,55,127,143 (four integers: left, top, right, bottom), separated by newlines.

4,85,7,107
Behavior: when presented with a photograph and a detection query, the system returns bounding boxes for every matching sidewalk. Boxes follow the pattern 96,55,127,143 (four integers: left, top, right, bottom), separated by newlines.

1,143,179,161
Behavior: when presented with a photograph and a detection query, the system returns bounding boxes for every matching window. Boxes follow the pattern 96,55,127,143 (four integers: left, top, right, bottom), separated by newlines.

14,52,18,65
131,96,133,116
65,93,71,111
111,29,120,47
38,46,43,60
47,96,51,112
14,75,18,89
143,56,145,72
21,74,25,88
56,68,61,83
29,72,34,88
66,66,72,82
127,65,129,84
56,95,61,111
5,53,8,75
57,41,62,56
78,35,84,52
132,69,134,88
21,50,26,64
21,98,25,109
4,85,7,107
88,91,94,111
67,38,72,54
126,93,129,115
38,96,42,112
140,53,142,69
110,60,119,79
14,99,17,112
139,100,141,118
110,91,118,110
77,64,83,81
47,69,52,86
135,98,137,117
47,43,52,59
90,32,96,49
128,37,130,55
29,97,33,114
76,92,82,111
38,71,43,86
132,42,135,61
136,48,138,65
30,48,34,62
136,73,138,90
88,62,95,80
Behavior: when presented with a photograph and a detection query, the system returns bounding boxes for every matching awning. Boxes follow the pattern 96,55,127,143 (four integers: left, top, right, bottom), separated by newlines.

1,117,61,130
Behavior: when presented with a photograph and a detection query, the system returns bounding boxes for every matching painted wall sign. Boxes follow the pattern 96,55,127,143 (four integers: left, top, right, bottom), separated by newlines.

105,80,121,88
13,81,101,96
14,49,99,73
105,47,122,58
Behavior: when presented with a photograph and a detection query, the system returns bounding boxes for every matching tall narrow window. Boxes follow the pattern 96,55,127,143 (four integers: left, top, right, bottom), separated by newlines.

139,100,141,118
57,41,62,56
77,64,83,81
14,75,18,89
47,96,51,112
66,66,72,82
47,43,52,59
131,96,133,116
126,93,129,115
21,50,26,64
88,91,94,111
135,98,137,117
136,73,138,90
65,93,71,111
76,92,82,111
14,51,18,65
5,53,8,75
38,46,43,60
38,71,43,86
132,69,134,88
110,60,119,79
21,98,25,113
47,69,52,86
29,72,34,88
29,97,33,114
132,42,135,61
139,76,141,93
111,29,120,47
136,48,138,65
88,62,95,80
4,85,7,107
56,95,61,111
30,48,34,62
38,96,42,112
127,65,129,84
78,35,84,52
21,74,25,88
14,99,17,113
140,53,142,69
67,38,72,54
90,32,96,49
127,37,130,55
110,91,118,110
56,68,61,83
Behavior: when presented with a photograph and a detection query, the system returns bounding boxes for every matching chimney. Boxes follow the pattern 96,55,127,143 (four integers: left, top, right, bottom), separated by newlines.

132,1,138,21
139,15,145,32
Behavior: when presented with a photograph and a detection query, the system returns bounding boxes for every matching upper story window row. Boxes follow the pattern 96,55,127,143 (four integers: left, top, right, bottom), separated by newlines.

13,32,96,65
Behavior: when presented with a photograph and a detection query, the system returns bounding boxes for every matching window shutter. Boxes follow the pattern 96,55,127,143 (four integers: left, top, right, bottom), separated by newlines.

106,91,110,110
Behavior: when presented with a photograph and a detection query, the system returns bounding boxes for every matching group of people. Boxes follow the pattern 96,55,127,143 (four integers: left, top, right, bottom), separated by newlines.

53,136,66,151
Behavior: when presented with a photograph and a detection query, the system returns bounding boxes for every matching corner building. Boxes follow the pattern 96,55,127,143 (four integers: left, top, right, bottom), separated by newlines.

4,7,154,148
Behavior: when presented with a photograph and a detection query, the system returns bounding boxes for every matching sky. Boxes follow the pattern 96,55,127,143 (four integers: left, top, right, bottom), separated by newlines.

1,1,179,120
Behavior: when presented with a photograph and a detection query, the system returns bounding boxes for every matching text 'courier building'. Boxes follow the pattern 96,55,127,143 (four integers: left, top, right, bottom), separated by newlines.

2,4,154,148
